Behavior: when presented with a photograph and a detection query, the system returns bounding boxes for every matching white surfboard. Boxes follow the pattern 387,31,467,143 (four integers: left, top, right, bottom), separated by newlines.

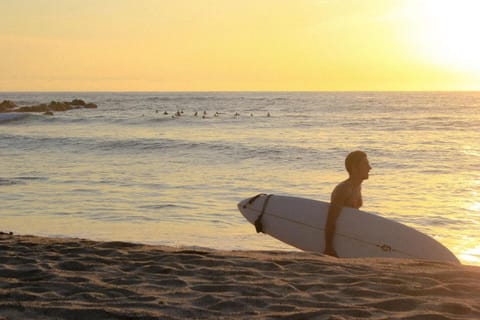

238,194,460,264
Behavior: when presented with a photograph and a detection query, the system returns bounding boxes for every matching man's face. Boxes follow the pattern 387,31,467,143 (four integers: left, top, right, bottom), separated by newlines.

357,157,372,180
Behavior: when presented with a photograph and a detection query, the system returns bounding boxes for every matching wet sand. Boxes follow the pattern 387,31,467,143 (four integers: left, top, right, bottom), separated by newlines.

0,232,479,319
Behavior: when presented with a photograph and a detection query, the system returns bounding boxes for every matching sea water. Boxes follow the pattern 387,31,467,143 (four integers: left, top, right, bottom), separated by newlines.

1,92,479,265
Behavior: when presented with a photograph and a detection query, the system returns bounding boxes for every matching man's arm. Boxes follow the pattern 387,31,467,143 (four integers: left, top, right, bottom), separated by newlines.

324,184,348,257
324,204,341,257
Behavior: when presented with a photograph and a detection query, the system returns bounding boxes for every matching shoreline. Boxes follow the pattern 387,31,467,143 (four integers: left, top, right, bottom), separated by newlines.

1,232,479,319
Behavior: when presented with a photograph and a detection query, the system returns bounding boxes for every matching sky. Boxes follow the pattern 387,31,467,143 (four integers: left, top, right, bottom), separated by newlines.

1,0,480,91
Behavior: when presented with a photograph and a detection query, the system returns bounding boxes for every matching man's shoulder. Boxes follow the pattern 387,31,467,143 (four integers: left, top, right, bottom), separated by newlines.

331,180,352,200
333,180,352,193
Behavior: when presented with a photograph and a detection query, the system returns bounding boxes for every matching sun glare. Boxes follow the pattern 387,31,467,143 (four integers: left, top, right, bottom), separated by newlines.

409,0,480,73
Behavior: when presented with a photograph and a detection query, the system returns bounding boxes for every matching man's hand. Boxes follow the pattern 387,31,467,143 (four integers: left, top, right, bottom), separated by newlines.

323,247,339,258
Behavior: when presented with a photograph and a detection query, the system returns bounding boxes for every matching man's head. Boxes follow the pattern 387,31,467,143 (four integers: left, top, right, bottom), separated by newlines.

345,150,371,179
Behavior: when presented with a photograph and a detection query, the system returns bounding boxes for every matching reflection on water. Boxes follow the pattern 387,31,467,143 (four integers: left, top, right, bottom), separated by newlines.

459,244,480,265
1,92,479,265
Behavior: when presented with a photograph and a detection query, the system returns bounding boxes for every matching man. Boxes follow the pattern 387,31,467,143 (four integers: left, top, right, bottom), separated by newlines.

324,151,372,257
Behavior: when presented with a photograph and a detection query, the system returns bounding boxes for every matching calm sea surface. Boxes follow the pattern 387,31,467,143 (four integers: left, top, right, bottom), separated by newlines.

1,92,479,265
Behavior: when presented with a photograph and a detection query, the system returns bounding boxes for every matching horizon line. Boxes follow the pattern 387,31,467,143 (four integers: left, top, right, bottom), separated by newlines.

2,90,480,94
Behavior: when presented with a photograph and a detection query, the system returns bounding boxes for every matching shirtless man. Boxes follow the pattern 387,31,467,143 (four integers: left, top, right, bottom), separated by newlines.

324,151,372,257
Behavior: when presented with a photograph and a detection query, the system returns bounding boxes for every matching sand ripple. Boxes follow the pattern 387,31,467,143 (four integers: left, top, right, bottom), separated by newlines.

0,233,479,319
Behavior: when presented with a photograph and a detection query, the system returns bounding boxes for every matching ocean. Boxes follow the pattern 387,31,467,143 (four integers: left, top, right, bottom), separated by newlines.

1,92,479,266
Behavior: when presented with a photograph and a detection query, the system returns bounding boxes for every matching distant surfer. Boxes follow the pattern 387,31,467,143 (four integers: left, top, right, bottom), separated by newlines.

324,150,372,257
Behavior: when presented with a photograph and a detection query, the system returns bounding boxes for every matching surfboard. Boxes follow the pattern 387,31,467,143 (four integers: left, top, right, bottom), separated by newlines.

238,194,460,264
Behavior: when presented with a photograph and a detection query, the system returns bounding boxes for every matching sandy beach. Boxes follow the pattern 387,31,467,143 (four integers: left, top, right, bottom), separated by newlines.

0,232,479,320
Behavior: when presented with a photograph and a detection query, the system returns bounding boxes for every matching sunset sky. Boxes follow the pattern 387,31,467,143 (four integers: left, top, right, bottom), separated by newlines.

1,0,480,91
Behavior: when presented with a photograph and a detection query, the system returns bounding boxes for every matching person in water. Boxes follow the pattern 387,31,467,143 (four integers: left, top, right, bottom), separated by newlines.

324,150,372,257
